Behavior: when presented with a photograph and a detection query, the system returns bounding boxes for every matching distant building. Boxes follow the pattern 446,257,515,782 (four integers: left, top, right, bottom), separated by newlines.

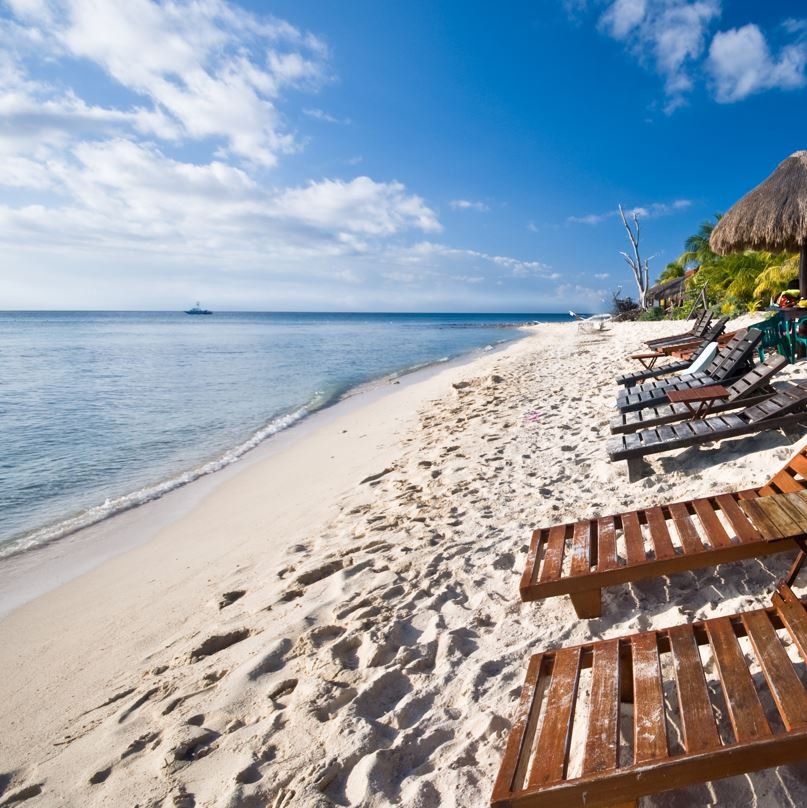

647,267,699,309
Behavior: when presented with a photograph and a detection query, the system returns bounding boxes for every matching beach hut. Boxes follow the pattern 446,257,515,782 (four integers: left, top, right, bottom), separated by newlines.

710,150,807,298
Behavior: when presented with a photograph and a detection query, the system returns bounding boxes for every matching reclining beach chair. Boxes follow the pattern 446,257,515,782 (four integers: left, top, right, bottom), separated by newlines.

610,354,787,435
617,328,762,413
571,311,612,334
521,444,807,618
620,318,727,385
494,555,807,808
644,308,712,350
609,381,807,481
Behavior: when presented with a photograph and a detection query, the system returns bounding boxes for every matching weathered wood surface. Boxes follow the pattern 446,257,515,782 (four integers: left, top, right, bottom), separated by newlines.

521,450,807,616
491,591,807,808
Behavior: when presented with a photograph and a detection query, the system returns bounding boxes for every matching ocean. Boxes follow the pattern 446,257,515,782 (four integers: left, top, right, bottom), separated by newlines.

0,311,569,558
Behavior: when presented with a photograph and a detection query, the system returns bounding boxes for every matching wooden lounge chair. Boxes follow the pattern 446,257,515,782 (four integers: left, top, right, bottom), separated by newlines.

610,354,787,435
493,560,807,808
609,381,807,481
616,328,762,413
644,308,712,350
620,318,727,385
521,444,807,618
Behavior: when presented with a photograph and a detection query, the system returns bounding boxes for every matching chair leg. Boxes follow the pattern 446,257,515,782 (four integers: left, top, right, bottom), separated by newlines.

626,457,646,482
570,589,602,619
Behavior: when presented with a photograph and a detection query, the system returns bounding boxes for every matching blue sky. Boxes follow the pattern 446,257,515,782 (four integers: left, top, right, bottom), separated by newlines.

1,0,806,312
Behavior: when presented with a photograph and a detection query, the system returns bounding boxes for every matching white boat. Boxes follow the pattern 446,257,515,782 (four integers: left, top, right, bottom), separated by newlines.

185,301,212,315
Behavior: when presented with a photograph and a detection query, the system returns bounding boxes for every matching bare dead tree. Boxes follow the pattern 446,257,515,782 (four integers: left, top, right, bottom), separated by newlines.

618,204,652,310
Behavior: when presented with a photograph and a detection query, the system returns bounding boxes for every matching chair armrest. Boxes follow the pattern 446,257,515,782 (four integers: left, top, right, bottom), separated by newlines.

667,385,730,404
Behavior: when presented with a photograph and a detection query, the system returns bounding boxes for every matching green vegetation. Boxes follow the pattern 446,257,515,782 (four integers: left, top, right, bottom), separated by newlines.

655,216,799,317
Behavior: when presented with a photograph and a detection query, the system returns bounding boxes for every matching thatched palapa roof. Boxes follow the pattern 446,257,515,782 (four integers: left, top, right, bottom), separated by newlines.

710,150,807,255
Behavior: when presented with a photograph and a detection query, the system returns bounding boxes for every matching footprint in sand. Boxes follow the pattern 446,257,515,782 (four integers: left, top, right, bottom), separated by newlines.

189,628,251,663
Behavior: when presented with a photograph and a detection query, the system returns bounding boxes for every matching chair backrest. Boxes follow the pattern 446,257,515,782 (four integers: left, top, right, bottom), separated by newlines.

681,342,718,376
709,328,762,380
694,316,729,358
726,353,788,401
691,308,713,338
744,381,807,424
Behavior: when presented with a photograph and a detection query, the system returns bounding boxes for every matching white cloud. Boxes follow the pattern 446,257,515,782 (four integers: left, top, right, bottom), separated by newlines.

4,0,330,166
449,199,490,212
598,0,721,109
0,139,441,261
303,107,351,125
567,198,691,225
398,241,553,278
594,272,610,279
707,24,807,102
600,0,647,39
274,177,441,237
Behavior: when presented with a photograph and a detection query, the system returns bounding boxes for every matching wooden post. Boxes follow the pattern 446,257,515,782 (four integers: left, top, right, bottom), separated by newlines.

800,242,807,299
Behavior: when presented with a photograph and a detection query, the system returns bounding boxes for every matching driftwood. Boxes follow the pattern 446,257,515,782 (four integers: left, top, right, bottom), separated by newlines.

619,204,652,310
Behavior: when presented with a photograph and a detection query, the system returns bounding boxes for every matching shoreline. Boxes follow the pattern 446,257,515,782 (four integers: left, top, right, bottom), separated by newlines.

0,331,525,619
4,318,807,807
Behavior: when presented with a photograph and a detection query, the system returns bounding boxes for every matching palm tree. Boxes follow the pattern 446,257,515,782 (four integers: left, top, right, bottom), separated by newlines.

679,218,719,267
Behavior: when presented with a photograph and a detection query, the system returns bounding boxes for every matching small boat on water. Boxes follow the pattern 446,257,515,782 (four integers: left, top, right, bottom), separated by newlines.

185,301,212,315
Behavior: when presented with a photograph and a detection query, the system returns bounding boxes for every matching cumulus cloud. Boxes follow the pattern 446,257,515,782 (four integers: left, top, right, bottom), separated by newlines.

0,1,566,310
3,0,330,166
0,139,441,260
599,0,720,109
586,2,807,109
707,24,807,102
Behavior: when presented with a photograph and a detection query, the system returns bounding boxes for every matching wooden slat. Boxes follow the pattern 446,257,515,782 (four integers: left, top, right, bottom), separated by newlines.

569,521,592,577
766,471,806,494
521,529,543,589
631,632,668,764
691,498,734,549
742,610,807,731
715,494,762,542
656,424,677,443
668,502,704,554
756,496,804,537
621,512,646,565
706,617,771,743
645,506,676,560
539,524,566,583
786,452,807,479
597,516,618,571
772,584,807,663
773,491,807,530
668,625,721,754
527,648,582,787
582,639,620,775
492,654,545,798
739,498,795,540
688,418,715,436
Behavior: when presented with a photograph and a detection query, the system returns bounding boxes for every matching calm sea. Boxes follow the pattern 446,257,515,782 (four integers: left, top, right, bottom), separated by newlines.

0,311,567,558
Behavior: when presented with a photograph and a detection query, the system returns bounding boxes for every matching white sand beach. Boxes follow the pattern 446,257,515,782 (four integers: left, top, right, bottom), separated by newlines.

3,318,807,808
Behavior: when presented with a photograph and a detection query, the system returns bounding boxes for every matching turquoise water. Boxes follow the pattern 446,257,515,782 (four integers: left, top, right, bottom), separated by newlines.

0,311,566,557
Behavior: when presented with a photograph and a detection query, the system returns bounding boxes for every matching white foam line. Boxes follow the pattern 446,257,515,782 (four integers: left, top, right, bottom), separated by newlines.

0,397,322,560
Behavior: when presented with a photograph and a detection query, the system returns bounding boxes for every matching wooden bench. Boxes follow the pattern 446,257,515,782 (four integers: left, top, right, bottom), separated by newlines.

616,328,762,412
618,318,727,386
610,355,786,435
521,448,807,618
492,579,807,808
644,308,712,350
609,383,807,482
